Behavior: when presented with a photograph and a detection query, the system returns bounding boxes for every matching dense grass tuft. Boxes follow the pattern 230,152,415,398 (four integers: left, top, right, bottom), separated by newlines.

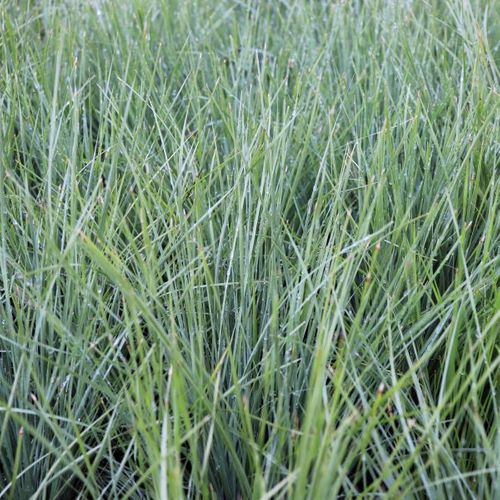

0,0,498,497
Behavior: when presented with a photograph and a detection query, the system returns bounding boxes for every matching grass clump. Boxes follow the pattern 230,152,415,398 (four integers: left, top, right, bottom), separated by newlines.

0,0,498,497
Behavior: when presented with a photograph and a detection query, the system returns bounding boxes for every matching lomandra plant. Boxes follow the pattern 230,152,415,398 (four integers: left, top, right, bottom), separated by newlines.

0,0,498,498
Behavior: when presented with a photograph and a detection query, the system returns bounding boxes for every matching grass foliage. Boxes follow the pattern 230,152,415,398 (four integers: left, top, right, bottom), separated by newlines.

0,0,499,497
